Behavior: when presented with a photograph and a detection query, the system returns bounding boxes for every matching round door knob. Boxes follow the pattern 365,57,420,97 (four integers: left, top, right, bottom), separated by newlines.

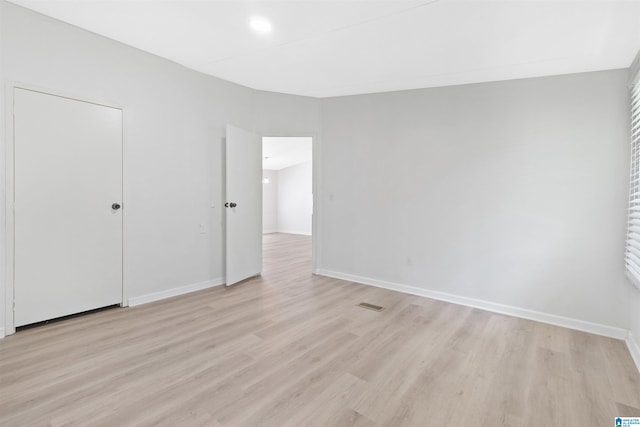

230,202,237,208
112,203,121,210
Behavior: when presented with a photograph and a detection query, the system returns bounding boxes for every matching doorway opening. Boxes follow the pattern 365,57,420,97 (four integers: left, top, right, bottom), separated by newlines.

262,136,313,274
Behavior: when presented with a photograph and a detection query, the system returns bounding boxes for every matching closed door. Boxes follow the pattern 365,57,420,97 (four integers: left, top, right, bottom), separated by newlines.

14,88,123,327
225,124,262,286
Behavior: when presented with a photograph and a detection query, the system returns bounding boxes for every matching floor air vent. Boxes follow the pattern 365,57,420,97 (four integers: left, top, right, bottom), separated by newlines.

358,302,384,311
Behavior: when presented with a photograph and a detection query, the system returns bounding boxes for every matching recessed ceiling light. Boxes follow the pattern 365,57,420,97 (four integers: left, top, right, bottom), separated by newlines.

250,16,272,33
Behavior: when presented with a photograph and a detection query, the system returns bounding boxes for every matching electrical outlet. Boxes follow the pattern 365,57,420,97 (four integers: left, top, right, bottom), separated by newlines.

200,223,206,234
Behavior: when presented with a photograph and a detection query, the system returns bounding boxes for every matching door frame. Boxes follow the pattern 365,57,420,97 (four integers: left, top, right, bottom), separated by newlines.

260,133,321,274
3,82,126,336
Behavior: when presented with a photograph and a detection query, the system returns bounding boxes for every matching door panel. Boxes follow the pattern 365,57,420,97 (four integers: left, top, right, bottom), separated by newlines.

225,124,262,286
14,88,123,327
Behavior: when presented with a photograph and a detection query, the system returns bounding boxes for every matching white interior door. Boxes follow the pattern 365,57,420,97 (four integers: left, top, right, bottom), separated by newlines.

14,88,123,327
226,124,262,286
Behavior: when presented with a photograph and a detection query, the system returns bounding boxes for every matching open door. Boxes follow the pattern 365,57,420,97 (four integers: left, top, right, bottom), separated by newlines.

225,124,262,286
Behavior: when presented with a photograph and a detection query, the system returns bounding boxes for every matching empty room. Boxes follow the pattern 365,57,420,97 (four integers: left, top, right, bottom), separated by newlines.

1,1,640,426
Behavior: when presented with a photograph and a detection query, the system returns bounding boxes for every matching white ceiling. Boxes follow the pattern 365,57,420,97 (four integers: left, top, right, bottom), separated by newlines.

9,0,640,98
263,137,312,170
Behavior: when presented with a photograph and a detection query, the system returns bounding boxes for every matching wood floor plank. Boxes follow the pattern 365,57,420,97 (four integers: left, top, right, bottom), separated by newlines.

1,232,639,426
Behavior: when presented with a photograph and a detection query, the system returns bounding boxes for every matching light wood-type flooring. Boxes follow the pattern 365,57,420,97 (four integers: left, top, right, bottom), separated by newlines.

1,233,639,426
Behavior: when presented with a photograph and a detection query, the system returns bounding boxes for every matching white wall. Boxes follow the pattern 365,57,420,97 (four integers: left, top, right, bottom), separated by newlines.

278,161,313,235
262,162,312,235
262,169,278,233
631,294,640,367
319,70,631,332
0,2,6,336
252,90,321,137
0,1,321,334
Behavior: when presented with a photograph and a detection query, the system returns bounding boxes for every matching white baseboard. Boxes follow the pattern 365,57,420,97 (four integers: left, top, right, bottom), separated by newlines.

277,229,312,236
316,269,629,340
128,278,224,307
0,327,5,339
263,229,278,234
627,332,640,374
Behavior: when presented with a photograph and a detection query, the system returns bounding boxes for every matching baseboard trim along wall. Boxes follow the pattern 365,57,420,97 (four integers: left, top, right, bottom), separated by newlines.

277,229,312,236
0,327,5,339
627,332,640,374
128,278,224,307
316,269,629,341
264,230,311,236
